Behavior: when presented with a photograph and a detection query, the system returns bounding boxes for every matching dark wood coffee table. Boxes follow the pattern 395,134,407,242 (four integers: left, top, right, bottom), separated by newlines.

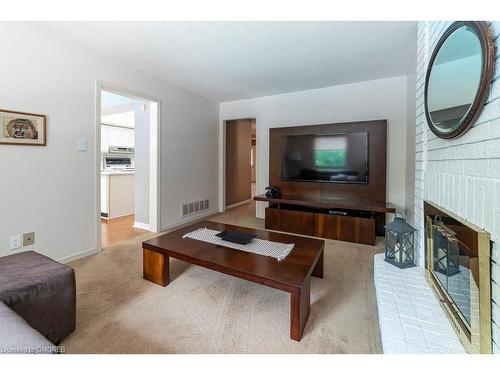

142,220,325,341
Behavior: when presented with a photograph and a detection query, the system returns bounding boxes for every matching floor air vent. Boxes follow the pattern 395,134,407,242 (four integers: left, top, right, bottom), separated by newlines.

182,199,209,217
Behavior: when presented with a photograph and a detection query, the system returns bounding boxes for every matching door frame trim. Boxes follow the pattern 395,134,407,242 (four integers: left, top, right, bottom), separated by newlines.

95,81,162,252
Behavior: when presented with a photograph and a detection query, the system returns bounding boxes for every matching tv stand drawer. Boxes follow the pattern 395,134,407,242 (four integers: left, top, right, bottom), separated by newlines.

264,207,375,245
265,207,315,236
314,213,375,245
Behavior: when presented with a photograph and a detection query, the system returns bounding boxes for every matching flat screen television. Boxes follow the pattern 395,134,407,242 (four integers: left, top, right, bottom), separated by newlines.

282,132,368,184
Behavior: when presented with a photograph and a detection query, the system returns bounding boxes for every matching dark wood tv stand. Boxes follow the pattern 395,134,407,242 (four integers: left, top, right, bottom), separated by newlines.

261,120,391,246
254,195,395,245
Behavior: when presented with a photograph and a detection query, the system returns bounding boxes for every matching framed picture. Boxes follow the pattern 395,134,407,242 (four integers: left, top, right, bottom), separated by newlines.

0,109,46,146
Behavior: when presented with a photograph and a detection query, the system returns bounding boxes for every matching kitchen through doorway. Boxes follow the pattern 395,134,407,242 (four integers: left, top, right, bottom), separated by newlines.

97,85,159,248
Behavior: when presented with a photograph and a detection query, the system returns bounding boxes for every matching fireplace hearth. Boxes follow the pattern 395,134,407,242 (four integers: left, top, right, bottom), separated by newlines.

424,201,492,354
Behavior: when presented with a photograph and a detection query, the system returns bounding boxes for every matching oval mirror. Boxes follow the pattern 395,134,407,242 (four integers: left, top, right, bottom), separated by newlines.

424,21,495,139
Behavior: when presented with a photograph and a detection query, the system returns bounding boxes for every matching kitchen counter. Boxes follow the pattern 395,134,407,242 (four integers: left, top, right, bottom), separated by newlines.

101,172,135,219
101,170,135,176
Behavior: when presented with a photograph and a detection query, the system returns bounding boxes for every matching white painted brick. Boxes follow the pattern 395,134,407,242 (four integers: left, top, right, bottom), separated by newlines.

473,179,485,227
416,105,424,118
415,170,424,181
458,176,466,218
493,273,500,296
489,81,500,103
444,175,453,209
452,143,476,160
415,21,500,350
415,177,423,190
416,93,424,105
493,264,500,287
427,137,442,151
494,341,500,354
452,175,460,213
465,177,474,221
415,141,423,153
483,179,495,234
488,159,500,178
477,138,500,159
465,122,491,143
446,160,464,175
447,175,454,208
493,299,500,324
491,21,500,37
426,160,437,173
490,118,500,138
477,101,499,123
416,132,423,144
444,136,464,149
464,159,488,177
374,254,465,353
428,149,440,160
495,181,500,249
436,174,442,203
494,320,500,348
492,242,500,265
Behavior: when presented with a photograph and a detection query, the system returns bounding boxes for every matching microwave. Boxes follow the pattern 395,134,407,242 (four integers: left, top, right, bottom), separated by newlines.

108,146,134,154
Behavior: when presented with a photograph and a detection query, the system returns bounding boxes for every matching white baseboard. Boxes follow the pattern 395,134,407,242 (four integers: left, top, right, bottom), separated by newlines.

133,221,151,231
160,208,219,232
226,198,252,210
57,247,99,264
56,209,217,264
104,213,134,220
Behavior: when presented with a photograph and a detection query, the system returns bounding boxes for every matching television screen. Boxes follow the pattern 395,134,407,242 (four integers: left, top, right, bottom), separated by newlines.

282,132,368,184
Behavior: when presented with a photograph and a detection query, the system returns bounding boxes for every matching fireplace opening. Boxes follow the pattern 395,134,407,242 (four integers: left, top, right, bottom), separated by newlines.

431,216,475,327
424,201,492,354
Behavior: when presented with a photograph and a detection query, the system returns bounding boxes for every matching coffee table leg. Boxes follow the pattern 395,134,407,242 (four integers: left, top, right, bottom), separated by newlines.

143,248,169,286
290,276,311,341
312,250,324,278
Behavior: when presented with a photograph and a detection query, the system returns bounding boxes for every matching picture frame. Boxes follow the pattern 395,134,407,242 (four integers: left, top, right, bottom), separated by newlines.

0,109,46,146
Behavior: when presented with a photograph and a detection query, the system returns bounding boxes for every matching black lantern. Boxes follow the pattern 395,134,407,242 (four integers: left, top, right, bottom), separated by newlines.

384,213,417,269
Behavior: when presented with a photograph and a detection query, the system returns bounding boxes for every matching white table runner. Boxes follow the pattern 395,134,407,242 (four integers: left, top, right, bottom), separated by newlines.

182,228,294,261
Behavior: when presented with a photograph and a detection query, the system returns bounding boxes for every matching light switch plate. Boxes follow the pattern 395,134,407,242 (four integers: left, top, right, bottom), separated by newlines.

9,235,22,250
77,139,88,152
23,232,35,246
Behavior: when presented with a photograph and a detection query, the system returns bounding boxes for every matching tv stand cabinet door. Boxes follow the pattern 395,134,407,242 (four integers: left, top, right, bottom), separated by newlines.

265,207,315,236
315,214,375,245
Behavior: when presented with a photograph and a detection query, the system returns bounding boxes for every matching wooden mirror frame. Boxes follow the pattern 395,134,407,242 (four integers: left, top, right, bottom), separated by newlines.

424,21,496,139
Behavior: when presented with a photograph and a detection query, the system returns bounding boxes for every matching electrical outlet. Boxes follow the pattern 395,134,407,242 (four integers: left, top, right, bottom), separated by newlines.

23,232,35,246
9,235,22,250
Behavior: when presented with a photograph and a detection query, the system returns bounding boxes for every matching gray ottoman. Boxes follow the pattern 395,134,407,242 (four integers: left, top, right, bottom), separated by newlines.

0,251,76,344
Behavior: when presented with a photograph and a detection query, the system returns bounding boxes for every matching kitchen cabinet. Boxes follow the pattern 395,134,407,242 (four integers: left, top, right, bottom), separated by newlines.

101,125,134,153
101,172,134,219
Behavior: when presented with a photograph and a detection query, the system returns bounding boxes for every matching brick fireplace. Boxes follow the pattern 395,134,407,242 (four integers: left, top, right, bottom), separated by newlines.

424,201,492,353
414,21,500,353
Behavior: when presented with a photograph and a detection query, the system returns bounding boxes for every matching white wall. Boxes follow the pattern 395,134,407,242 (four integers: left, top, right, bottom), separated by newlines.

220,76,412,218
405,38,417,225
133,102,150,226
0,23,219,261
413,21,500,353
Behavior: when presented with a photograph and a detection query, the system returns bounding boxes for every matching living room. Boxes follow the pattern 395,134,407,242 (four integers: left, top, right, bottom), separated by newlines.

1,0,499,373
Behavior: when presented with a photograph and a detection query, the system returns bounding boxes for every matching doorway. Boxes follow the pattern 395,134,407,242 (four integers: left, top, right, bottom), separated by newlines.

96,83,160,249
224,118,257,210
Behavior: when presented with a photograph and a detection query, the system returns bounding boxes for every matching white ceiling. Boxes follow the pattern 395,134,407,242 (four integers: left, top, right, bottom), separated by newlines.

37,21,417,102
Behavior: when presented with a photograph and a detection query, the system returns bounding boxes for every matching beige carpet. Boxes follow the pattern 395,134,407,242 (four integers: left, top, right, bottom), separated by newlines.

63,203,384,353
